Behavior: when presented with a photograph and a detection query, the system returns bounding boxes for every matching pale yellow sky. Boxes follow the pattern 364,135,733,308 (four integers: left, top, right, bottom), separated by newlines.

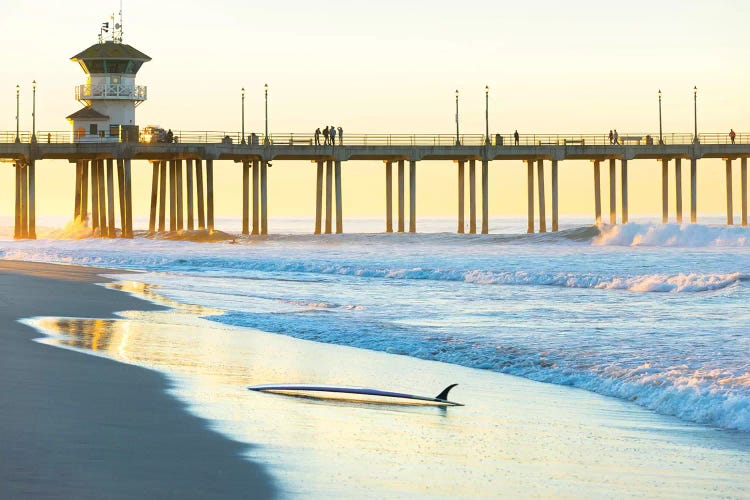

1,0,748,222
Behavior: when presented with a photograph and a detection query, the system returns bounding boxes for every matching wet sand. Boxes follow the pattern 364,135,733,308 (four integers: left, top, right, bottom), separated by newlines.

0,261,276,499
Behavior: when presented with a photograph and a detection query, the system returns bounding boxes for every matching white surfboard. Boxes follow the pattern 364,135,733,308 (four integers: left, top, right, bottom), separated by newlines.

248,383,463,406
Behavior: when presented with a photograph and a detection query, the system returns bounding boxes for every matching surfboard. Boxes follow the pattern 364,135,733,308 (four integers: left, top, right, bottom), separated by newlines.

247,383,464,406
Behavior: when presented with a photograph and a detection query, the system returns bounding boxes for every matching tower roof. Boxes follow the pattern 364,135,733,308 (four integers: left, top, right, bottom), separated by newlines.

66,107,110,121
71,41,151,62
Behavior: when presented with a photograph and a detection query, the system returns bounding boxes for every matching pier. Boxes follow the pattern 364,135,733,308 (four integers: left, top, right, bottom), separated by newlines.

1,132,749,239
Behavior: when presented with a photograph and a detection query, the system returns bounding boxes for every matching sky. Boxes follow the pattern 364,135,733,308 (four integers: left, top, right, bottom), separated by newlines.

1,0,749,223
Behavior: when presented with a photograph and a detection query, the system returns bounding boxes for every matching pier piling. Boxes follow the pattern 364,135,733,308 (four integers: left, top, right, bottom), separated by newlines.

690,158,698,224
335,160,343,234
593,160,601,225
28,161,36,239
537,160,546,233
196,160,205,230
385,161,393,233
481,159,488,234
169,161,176,232
259,160,266,235
149,162,158,232
106,159,115,237
527,160,534,233
675,159,683,223
325,160,333,234
469,159,476,234
621,159,628,224
742,157,748,227
91,161,100,233
551,160,559,232
176,160,184,231
98,160,107,235
186,159,194,231
252,160,259,235
20,164,28,238
242,160,249,235
74,162,82,223
661,159,669,224
314,161,323,235
397,160,405,233
14,165,21,239
117,160,126,234
81,161,89,226
457,160,464,234
409,160,416,233
158,161,167,232
207,159,215,232
609,159,616,225
726,159,733,225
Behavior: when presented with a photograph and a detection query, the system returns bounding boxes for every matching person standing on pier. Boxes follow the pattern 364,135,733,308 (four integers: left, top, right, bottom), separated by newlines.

730,129,736,144
609,130,614,145
338,126,343,145
330,126,337,146
514,130,520,146
323,126,330,145
315,128,321,145
613,129,619,145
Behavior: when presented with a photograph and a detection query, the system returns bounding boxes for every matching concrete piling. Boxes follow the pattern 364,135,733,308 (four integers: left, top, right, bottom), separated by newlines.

593,160,601,225
158,161,167,232
314,160,323,235
259,160,266,235
196,160,205,230
74,161,82,223
186,159,194,231
335,160,343,234
91,161,100,232
609,158,616,225
661,159,669,224
621,159,628,224
690,158,697,224
325,160,333,234
169,160,176,232
80,161,89,226
252,159,259,235
106,159,116,237
527,160,534,233
537,159,546,233
176,160,184,231
675,158,683,223
149,162,158,232
242,160,249,235
742,157,748,227
28,161,36,240
726,159,733,225
481,159,488,234
397,160,405,233
551,160,559,232
457,160,465,234
469,159,476,234
409,160,416,233
207,159,215,232
385,161,393,233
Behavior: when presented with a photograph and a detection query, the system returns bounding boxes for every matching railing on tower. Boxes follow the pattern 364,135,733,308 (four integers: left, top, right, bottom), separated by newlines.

75,84,147,102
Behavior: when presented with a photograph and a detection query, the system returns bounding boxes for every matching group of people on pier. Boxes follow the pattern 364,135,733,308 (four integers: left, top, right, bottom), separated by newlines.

314,126,343,146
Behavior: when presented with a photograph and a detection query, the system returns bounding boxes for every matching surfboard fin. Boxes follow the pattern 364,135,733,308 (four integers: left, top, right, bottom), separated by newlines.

435,384,458,401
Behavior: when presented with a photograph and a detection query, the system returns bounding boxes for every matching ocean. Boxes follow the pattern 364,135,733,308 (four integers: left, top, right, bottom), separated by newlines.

3,215,750,496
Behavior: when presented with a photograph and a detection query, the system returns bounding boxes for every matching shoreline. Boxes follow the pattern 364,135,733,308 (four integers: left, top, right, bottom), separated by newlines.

0,261,276,499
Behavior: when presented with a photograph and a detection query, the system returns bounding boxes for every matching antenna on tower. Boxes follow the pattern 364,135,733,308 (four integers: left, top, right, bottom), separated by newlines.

113,0,124,43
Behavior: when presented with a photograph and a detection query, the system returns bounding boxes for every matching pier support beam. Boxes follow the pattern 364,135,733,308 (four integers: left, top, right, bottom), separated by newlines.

726,159,733,226
260,160,267,235
675,159,683,223
149,162,158,232
609,159,616,225
457,161,464,234
593,160,601,225
20,163,28,239
527,160,534,233
315,160,323,235
385,161,393,233
397,160,405,233
14,164,21,239
124,159,133,238
325,160,333,234
116,160,125,235
469,159,476,234
106,159,116,238
742,157,748,227
335,160,343,234
690,158,698,224
661,159,669,224
551,160,559,232
91,161,100,233
621,159,628,224
409,160,416,233
169,160,176,232
28,161,35,240
481,159,489,234
158,161,167,232
186,159,194,231
252,160,259,235
195,160,205,230
81,161,89,226
242,160,250,235
537,160,546,233
207,159,215,232
74,162,82,223
98,160,107,236
176,160,184,231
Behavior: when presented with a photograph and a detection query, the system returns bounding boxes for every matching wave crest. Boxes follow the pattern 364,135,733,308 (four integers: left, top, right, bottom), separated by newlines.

595,223,750,247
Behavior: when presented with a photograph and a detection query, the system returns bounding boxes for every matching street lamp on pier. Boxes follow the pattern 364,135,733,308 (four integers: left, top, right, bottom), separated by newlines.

264,83,269,145
241,87,246,144
31,80,37,143
485,85,490,145
693,86,699,144
15,84,20,143
455,89,460,146
658,89,663,145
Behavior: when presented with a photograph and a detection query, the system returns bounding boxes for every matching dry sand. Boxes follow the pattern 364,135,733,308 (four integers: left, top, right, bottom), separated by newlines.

0,261,276,499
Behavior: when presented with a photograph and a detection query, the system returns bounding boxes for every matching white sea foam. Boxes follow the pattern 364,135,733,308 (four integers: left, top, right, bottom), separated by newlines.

595,222,750,247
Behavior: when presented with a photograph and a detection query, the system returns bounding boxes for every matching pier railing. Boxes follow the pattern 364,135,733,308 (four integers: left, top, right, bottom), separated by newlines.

2,131,748,146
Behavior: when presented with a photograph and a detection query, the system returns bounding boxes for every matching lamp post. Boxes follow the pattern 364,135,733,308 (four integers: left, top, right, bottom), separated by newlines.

658,89,663,145
485,85,490,145
31,80,37,143
693,86,699,144
15,84,20,143
241,87,246,144
455,89,460,146
264,83,268,145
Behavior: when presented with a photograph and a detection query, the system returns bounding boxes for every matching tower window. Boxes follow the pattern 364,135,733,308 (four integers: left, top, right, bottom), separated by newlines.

89,124,98,135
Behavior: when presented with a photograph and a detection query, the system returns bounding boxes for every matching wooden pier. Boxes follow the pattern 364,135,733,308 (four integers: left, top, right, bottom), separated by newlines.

1,132,749,239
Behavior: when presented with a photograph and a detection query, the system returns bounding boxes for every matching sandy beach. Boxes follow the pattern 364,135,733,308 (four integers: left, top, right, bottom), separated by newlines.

14,261,750,498
0,261,276,499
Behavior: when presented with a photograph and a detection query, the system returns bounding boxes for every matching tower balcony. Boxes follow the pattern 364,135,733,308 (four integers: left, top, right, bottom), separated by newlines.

75,84,147,105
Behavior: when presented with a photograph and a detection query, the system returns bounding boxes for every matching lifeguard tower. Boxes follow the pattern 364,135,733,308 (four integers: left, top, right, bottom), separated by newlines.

67,11,150,142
